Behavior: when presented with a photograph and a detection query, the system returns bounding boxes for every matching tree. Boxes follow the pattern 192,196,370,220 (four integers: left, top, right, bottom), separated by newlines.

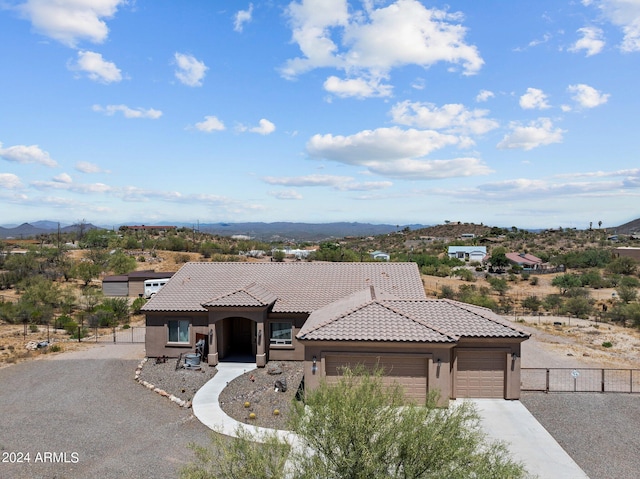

182,368,527,479
108,249,137,274
607,256,637,276
489,247,510,271
551,274,582,295
522,295,541,314
487,276,510,296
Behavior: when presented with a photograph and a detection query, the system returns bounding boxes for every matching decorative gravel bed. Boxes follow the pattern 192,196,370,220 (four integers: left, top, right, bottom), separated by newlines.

219,361,304,430
137,356,217,404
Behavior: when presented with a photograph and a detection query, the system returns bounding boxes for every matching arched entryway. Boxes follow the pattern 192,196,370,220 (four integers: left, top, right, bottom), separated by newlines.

219,317,256,362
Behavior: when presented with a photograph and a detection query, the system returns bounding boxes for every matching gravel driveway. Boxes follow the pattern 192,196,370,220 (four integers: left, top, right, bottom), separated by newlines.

0,344,213,479
517,321,640,479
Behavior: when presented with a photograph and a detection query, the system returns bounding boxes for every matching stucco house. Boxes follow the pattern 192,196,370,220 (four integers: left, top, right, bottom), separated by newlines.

447,246,487,263
505,252,544,270
142,262,528,403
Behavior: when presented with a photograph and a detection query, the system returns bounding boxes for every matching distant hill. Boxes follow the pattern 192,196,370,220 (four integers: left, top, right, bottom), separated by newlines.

615,217,640,235
196,222,427,241
0,222,99,239
1,221,427,241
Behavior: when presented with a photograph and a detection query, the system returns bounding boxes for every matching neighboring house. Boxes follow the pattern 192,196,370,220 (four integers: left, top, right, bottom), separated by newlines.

120,225,176,233
447,246,487,263
142,262,529,402
505,252,544,270
369,250,390,261
102,270,176,297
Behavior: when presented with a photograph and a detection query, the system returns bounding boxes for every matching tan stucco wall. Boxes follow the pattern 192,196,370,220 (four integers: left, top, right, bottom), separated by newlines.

145,312,209,358
300,341,453,406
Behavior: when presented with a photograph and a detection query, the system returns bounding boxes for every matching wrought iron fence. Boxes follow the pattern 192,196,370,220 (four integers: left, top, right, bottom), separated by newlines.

522,368,640,393
91,326,145,343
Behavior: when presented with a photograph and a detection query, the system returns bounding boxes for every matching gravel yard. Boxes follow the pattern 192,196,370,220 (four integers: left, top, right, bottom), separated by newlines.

218,361,304,430
137,356,217,404
521,392,640,479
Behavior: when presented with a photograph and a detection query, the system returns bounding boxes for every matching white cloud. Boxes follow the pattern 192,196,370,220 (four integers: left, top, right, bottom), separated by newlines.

390,100,499,135
263,174,392,190
234,4,254,32
31,177,112,194
282,0,483,98
476,89,495,102
0,173,23,189
194,116,226,132
250,119,276,135
16,0,126,47
307,127,460,164
567,83,610,108
0,142,58,167
92,104,163,119
53,173,72,184
497,118,565,151
569,26,606,56
174,53,208,87
69,50,122,83
590,0,640,52
519,88,551,110
323,75,392,98
369,157,492,180
268,190,303,200
75,161,109,174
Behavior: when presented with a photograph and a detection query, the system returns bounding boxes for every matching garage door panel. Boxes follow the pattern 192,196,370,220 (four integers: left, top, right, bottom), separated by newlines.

325,354,427,403
457,351,505,399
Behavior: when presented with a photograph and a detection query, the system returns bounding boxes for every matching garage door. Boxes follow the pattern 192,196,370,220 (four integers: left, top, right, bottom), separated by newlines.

325,354,427,403
456,351,505,398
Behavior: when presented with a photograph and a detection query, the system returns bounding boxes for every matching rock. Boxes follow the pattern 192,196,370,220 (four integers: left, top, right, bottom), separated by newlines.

267,362,283,375
275,378,287,392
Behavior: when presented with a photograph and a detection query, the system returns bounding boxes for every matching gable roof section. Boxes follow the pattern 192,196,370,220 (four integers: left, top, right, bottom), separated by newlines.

298,292,528,342
385,299,529,339
202,282,278,307
298,287,455,343
142,262,425,313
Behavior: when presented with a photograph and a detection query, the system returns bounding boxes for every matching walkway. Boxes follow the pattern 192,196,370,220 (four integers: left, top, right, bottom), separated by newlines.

193,363,589,479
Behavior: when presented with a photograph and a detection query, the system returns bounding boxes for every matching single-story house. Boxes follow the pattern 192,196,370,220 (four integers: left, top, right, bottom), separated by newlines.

505,252,544,270
142,262,529,403
447,246,487,263
103,270,175,297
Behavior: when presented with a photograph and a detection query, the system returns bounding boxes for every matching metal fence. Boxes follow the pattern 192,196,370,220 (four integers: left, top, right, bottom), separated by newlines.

91,326,145,343
522,368,640,393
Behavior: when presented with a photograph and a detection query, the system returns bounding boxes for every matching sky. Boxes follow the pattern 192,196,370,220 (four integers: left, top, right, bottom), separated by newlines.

1,0,639,230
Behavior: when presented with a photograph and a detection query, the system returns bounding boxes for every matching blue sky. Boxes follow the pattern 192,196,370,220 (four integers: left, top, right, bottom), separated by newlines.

1,0,639,230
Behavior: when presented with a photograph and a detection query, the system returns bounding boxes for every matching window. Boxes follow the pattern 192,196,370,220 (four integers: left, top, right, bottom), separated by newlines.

270,322,292,345
168,320,190,343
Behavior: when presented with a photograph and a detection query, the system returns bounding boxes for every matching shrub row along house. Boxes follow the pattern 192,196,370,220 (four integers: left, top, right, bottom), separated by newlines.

142,262,529,404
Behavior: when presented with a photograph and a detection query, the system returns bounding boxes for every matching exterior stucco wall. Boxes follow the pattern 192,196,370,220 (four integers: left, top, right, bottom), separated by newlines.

300,341,453,406
267,314,307,362
145,312,209,358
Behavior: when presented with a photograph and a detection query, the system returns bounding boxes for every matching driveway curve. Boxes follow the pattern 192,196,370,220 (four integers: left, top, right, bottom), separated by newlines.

0,344,212,479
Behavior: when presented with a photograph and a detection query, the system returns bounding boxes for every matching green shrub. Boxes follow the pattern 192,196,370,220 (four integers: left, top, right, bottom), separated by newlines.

49,344,61,352
602,341,613,348
29,324,39,333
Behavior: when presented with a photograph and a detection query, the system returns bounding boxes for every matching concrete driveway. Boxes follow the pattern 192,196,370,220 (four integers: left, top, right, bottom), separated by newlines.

0,344,213,479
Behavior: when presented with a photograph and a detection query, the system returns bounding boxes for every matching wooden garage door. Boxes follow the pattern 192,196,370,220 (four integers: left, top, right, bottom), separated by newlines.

325,354,427,403
456,351,505,398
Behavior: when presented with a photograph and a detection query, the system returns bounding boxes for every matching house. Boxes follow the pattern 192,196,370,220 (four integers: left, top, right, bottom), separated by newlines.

142,262,529,403
505,252,543,270
102,270,176,297
447,246,487,263
369,250,390,261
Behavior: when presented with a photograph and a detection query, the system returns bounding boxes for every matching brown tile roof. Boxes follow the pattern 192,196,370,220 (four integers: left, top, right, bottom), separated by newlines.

142,262,425,313
297,290,528,342
202,282,278,307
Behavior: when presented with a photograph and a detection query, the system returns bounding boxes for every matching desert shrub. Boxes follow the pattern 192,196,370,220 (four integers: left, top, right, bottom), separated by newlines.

602,341,613,348
529,276,539,286
131,297,147,315
49,344,61,352
439,285,456,299
453,268,475,282
29,324,39,333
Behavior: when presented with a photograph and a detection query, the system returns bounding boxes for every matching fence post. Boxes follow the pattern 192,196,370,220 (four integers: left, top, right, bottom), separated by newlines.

631,370,634,394
113,325,116,343
546,368,550,393
601,369,605,392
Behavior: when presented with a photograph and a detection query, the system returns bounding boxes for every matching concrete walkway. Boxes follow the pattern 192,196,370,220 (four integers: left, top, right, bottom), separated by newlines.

193,364,589,479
